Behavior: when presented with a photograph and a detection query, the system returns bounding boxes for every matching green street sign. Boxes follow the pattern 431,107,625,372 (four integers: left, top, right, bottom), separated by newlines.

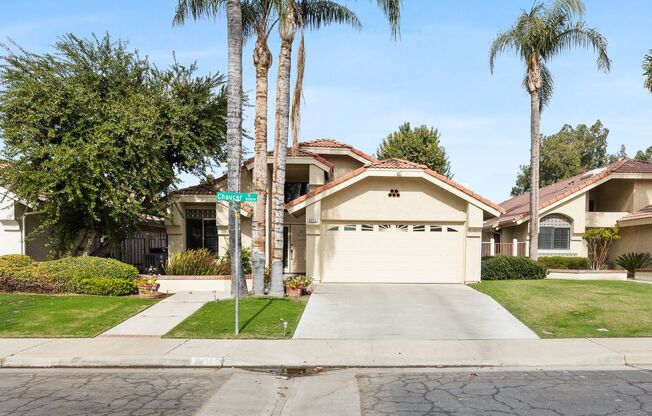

216,191,258,203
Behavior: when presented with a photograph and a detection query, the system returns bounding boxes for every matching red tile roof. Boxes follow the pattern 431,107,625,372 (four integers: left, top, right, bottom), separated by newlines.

175,139,374,196
286,157,503,213
618,205,652,223
487,158,652,228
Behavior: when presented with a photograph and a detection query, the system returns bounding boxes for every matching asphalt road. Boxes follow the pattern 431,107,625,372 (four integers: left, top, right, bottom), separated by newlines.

2,368,652,415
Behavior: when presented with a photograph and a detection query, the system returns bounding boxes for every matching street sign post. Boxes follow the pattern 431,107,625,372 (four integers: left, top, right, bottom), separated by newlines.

216,192,258,336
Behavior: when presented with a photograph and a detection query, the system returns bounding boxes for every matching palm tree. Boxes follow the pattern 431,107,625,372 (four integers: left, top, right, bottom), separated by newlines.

268,0,401,296
174,0,248,297
489,0,610,260
644,50,652,93
268,0,363,296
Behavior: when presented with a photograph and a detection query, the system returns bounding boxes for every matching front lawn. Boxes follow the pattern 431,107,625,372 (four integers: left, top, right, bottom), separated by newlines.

471,280,652,338
165,297,307,339
0,293,159,337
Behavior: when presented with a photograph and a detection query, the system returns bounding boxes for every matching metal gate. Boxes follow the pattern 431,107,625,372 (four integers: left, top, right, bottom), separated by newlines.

109,232,168,273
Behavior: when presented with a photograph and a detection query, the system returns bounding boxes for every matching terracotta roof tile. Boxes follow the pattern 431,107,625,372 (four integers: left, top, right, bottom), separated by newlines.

489,158,652,227
619,205,652,223
286,158,503,213
299,138,377,162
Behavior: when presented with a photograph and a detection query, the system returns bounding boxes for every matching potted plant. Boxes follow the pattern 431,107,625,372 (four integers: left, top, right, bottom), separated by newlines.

136,266,161,298
285,275,313,298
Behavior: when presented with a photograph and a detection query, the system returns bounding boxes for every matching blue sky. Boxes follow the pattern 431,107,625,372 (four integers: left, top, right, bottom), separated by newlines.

1,0,650,202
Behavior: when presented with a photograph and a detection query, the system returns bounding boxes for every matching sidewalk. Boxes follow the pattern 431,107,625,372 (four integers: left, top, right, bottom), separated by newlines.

99,291,230,337
2,337,652,368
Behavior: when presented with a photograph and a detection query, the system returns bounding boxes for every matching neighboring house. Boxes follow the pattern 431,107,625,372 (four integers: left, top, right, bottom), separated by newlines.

483,159,652,263
0,185,49,261
168,139,502,284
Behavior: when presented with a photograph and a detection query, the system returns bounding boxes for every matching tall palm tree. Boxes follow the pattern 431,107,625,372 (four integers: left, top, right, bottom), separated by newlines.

269,0,401,296
268,0,362,296
489,0,610,260
174,0,248,296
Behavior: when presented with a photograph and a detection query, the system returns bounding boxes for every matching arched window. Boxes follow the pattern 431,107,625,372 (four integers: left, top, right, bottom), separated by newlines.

538,215,571,250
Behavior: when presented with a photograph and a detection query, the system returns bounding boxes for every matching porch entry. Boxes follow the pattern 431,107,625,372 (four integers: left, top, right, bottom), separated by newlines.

283,224,306,274
185,209,218,252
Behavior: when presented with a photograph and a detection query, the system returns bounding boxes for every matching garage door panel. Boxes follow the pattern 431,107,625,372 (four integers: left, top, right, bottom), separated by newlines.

321,223,464,283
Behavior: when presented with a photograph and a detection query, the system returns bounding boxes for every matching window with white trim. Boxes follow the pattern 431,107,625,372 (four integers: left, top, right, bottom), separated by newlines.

538,215,571,250
413,225,425,232
327,225,339,232
395,224,408,232
447,227,458,233
361,224,374,232
430,225,442,232
344,224,357,231
379,224,391,232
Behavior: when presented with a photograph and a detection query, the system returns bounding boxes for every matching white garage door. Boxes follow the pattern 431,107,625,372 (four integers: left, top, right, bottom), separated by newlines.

321,223,465,283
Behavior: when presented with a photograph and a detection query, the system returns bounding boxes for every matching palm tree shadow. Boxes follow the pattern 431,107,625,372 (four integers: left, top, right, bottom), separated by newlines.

239,299,273,332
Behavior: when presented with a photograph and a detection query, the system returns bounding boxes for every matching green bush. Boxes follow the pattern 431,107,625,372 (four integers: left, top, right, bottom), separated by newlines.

0,255,137,295
224,246,253,275
164,249,221,275
537,256,590,270
0,254,33,270
77,278,137,296
481,256,548,280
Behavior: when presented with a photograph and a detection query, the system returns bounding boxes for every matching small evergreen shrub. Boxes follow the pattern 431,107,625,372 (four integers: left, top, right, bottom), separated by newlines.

481,256,548,280
76,278,137,296
537,256,590,270
0,254,33,271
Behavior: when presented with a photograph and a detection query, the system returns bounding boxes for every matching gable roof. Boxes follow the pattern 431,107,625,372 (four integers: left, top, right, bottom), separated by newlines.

299,138,377,162
286,157,503,215
487,158,652,228
175,138,373,197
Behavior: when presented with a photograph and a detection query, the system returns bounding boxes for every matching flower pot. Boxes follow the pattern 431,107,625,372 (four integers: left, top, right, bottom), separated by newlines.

137,283,161,299
286,286,302,298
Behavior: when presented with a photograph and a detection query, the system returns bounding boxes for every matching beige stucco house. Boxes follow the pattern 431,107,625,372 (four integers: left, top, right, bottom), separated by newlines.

483,159,652,264
167,139,503,283
0,185,49,261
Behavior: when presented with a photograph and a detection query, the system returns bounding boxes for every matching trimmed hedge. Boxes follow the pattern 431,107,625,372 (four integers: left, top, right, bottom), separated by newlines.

537,256,590,270
0,255,138,295
481,256,548,280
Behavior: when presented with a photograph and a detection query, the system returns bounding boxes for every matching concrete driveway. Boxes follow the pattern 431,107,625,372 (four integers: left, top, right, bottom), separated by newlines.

293,284,538,340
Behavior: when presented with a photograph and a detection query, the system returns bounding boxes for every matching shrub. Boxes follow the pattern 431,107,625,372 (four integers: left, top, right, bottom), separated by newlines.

537,256,589,270
616,252,652,278
223,246,253,275
0,255,137,295
77,278,137,296
164,249,221,275
0,254,33,271
481,256,548,280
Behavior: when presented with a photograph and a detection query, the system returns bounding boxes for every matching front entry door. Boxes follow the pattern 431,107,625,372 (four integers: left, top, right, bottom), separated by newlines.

283,225,306,274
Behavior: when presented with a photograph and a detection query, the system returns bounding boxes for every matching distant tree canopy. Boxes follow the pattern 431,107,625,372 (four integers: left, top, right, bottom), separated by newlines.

511,120,610,196
0,34,227,256
644,49,652,93
376,122,452,178
635,146,652,162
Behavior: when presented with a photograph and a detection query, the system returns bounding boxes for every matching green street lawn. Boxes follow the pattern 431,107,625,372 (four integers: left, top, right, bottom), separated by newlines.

472,280,652,338
165,297,307,339
0,293,159,337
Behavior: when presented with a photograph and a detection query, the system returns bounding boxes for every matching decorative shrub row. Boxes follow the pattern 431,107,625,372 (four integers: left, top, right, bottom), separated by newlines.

537,256,590,270
164,247,252,276
0,255,138,295
481,256,548,280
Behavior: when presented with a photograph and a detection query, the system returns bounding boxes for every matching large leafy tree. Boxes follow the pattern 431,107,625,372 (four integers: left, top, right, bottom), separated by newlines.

0,34,227,257
489,0,610,259
511,120,609,195
376,122,452,178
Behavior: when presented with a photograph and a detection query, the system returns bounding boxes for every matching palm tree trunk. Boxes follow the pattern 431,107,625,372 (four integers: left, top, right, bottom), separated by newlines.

270,7,297,297
252,37,272,295
529,89,540,260
226,0,247,296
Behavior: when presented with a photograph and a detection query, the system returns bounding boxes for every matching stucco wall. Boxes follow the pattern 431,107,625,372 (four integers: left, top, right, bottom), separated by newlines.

321,154,365,180
609,224,652,264
321,176,467,222
633,181,652,211
593,179,634,212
